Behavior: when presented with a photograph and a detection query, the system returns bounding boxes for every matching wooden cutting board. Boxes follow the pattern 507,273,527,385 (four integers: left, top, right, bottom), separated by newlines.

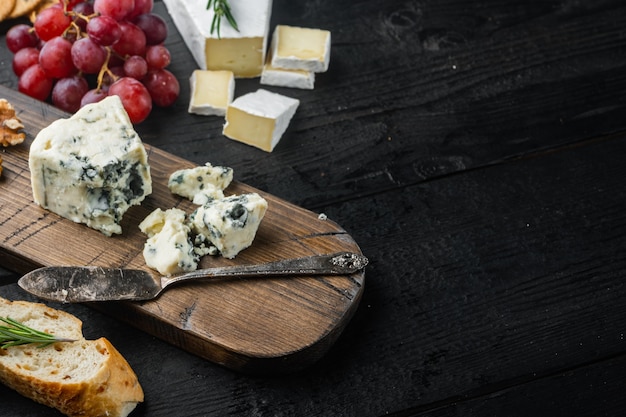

0,84,365,374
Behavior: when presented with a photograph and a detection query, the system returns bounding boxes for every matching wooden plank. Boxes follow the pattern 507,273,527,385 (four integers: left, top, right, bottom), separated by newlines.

3,131,626,415
140,1,626,209
0,84,365,373
3,2,626,211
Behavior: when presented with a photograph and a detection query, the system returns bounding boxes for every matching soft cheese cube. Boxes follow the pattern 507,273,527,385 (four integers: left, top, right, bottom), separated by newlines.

270,25,331,73
139,208,198,276
261,50,315,90
223,89,299,152
188,70,235,116
190,193,268,259
168,162,234,204
163,0,273,78
29,95,151,236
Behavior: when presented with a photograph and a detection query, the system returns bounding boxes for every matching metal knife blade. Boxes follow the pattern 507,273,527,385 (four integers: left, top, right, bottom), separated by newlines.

17,252,369,303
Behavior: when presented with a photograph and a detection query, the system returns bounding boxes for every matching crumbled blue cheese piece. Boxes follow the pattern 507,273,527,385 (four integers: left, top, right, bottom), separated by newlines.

167,163,233,204
190,193,268,259
139,163,268,273
29,95,152,236
139,208,198,276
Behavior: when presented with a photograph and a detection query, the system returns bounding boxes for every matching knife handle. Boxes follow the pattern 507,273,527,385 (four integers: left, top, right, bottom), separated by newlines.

161,252,368,290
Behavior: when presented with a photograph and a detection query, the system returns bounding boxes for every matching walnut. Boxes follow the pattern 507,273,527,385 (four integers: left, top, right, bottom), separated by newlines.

0,99,26,147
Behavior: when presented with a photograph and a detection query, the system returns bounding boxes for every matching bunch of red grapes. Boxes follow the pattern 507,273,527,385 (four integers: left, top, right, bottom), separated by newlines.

5,0,180,123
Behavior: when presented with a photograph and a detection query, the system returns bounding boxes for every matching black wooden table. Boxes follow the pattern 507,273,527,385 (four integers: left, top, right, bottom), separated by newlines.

2,0,626,415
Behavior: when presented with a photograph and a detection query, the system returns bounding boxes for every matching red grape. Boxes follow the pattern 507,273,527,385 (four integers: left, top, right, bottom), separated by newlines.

87,15,122,46
12,47,40,77
39,36,76,78
94,0,135,21
132,13,167,45
81,89,108,107
145,44,171,69
101,66,126,88
71,37,107,74
52,76,89,113
124,55,148,80
6,0,176,122
127,0,153,20
18,64,53,101
65,0,84,9
6,24,39,53
143,68,179,107
72,1,95,16
109,77,152,123
71,2,94,31
34,7,72,42
112,21,146,57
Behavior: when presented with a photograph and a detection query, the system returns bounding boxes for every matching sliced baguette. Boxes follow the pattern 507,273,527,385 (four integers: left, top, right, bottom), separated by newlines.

0,297,144,417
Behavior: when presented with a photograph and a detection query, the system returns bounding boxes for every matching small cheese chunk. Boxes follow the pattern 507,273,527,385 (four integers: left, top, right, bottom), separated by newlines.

163,0,273,78
139,208,198,276
168,162,234,203
270,25,331,73
261,50,315,90
188,70,235,116
29,95,152,236
190,193,268,259
223,89,299,152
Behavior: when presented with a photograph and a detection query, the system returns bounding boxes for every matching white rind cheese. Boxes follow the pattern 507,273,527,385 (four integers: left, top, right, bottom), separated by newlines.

163,0,273,78
261,51,315,90
223,89,299,152
168,163,234,204
29,95,152,236
270,25,331,73
188,70,235,116
139,208,198,276
190,193,268,259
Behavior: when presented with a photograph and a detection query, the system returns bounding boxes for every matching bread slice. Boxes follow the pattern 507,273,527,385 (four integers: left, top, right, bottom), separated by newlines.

0,297,144,417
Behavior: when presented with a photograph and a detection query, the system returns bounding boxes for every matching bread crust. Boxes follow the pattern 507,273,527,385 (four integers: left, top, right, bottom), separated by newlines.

0,298,144,417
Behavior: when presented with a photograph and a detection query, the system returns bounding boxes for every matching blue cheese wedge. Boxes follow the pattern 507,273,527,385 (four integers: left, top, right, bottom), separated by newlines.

223,89,299,152
168,163,234,205
190,193,268,259
139,208,198,276
29,95,152,236
163,0,273,78
269,25,331,73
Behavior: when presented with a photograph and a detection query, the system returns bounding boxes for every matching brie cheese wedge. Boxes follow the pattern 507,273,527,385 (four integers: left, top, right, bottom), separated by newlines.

163,0,273,78
223,89,299,152
188,70,235,116
270,25,331,73
261,50,315,90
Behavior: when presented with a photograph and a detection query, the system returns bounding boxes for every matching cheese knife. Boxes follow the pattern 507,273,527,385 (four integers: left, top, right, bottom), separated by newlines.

17,252,368,303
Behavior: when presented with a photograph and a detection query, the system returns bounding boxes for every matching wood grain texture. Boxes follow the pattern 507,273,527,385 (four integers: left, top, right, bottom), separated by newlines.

3,132,626,416
0,84,365,373
4,1,625,211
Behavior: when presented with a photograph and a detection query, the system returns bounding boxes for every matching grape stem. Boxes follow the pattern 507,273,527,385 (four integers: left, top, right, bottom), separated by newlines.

96,47,117,92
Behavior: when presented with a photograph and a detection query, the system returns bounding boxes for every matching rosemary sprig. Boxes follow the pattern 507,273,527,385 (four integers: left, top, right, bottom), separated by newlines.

0,317,75,349
206,0,239,39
